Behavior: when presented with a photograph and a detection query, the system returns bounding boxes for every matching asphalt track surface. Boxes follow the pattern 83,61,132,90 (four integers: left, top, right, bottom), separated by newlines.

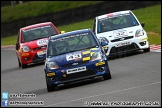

1,49,161,107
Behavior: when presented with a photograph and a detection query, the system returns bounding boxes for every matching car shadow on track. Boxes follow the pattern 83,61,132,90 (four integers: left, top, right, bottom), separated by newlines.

21,62,45,69
24,88,48,96
1,62,45,74
23,77,105,96
1,67,21,74
56,77,104,91
108,50,145,60
27,62,45,68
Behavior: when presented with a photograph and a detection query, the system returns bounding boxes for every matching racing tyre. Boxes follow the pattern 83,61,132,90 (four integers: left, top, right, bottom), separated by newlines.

46,76,56,92
143,47,150,52
103,71,111,80
18,58,21,67
21,64,27,69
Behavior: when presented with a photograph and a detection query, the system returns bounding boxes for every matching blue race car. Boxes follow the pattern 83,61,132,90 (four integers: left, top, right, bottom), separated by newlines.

44,29,111,92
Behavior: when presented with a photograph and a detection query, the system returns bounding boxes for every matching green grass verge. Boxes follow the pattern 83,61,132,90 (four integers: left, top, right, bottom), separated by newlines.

1,1,103,23
1,4,161,46
133,5,161,45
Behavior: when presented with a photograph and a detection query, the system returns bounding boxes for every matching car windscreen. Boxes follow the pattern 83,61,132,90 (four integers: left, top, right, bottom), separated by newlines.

47,32,98,57
22,24,58,42
97,12,139,34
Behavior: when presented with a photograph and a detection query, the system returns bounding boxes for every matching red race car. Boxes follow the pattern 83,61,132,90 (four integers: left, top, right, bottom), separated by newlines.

16,22,62,68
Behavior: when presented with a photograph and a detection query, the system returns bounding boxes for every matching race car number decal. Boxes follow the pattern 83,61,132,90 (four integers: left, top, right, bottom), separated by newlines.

37,39,48,46
66,53,82,61
114,30,127,37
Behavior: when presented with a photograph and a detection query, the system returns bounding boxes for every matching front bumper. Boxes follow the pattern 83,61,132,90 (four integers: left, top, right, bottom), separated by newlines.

106,36,149,56
45,60,110,85
20,49,46,65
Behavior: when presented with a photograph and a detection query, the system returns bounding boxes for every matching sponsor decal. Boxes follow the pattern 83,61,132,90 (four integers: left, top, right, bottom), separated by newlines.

90,48,98,51
107,13,114,17
82,51,90,55
37,50,46,56
141,37,148,41
51,33,89,42
23,25,51,32
116,41,131,47
82,57,90,61
37,39,48,47
95,61,105,66
66,66,86,74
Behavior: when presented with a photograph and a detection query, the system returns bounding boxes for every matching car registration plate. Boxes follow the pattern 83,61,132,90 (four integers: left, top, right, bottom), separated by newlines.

37,50,46,56
66,66,86,74
116,41,131,47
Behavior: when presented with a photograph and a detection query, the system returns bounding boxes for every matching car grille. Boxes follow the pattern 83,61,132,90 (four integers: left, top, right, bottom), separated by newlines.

32,54,45,62
109,43,139,55
62,61,89,68
111,36,134,42
61,69,95,82
33,45,47,51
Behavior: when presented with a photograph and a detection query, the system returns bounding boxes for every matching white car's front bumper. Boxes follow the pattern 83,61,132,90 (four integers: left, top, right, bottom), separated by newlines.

105,35,149,56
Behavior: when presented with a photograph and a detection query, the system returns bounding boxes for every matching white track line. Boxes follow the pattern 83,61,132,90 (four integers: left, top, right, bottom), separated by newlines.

43,81,161,107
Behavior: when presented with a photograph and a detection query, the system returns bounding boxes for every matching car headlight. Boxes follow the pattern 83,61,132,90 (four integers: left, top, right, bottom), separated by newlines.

22,46,30,52
46,62,59,70
91,52,102,61
135,29,145,37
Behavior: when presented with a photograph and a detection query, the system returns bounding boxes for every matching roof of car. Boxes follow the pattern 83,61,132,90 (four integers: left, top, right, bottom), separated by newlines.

97,10,132,19
20,22,53,30
50,29,91,40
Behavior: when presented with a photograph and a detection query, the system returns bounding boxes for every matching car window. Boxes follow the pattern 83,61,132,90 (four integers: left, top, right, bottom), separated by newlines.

97,12,139,33
47,32,98,57
22,24,58,42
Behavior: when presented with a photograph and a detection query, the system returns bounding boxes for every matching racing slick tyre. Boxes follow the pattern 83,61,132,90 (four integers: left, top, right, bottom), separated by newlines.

143,47,150,52
18,58,21,67
21,63,27,69
46,76,56,92
103,71,112,80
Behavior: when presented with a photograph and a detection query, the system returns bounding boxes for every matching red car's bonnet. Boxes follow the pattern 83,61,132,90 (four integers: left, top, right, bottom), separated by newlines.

20,37,49,49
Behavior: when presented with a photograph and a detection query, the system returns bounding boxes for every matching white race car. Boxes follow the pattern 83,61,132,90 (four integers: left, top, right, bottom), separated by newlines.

93,10,150,56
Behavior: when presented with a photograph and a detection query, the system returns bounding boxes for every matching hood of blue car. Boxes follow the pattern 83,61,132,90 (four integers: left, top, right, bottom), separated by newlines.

47,47,101,67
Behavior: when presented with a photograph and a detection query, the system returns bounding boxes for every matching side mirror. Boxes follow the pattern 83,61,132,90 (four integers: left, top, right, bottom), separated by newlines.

101,41,108,53
141,23,145,27
16,43,19,50
101,41,108,46
60,31,65,34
